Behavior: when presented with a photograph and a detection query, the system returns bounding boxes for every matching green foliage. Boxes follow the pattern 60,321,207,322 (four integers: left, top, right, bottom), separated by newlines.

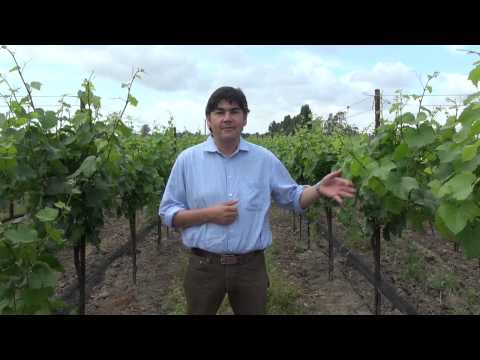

468,64,480,87
268,104,314,136
30,81,41,91
428,271,459,294
252,126,341,187
0,211,66,314
400,242,427,283
338,66,480,258
0,51,165,313
265,245,304,314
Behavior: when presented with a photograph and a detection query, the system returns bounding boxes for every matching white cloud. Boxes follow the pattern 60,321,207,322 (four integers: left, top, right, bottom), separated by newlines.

2,45,477,134
7,45,109,68
121,52,391,133
5,46,203,91
433,72,477,95
346,62,417,90
126,96,206,133
444,45,468,56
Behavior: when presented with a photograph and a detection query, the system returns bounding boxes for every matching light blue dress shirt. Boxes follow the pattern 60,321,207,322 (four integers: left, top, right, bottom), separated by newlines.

159,135,306,254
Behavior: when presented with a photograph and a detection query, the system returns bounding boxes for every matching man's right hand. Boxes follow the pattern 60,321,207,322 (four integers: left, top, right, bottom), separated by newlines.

209,200,239,225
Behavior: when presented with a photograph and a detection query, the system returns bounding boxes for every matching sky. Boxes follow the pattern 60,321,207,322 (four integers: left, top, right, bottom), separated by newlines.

0,45,479,134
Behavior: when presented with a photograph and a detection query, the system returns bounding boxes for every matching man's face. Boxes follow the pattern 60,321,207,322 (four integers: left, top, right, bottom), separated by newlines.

207,99,247,143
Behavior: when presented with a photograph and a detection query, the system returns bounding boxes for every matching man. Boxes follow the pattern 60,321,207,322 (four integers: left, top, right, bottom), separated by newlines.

159,86,356,315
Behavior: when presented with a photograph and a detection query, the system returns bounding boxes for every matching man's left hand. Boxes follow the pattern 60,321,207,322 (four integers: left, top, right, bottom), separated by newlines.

316,170,356,204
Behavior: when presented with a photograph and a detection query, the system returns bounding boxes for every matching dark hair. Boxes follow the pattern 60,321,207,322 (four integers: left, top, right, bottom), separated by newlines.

205,86,250,117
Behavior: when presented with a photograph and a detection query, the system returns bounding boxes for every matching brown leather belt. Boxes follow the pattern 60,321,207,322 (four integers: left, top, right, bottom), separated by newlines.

191,247,264,265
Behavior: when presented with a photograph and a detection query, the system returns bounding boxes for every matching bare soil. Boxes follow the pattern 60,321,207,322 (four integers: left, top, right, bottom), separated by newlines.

54,205,480,315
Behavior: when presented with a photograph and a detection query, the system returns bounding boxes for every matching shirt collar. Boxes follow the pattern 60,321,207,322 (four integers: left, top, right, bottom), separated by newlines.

204,135,250,155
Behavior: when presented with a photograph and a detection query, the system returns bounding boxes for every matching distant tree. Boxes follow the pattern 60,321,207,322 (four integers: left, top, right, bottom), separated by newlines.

323,111,358,135
268,120,280,134
283,115,294,135
140,124,151,136
311,115,324,130
293,104,313,131
267,104,313,136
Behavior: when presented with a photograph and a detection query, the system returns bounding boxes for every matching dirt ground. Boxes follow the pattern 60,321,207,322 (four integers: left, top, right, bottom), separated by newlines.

54,204,479,315
316,207,480,315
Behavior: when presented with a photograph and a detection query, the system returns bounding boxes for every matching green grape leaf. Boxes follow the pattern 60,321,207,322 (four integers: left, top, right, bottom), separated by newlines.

404,124,435,148
35,207,59,222
15,117,28,127
434,211,454,240
4,226,38,244
429,179,442,198
397,112,416,125
368,177,386,196
29,262,57,289
468,65,480,87
370,161,396,181
458,105,480,126
45,223,64,244
462,144,478,162
437,203,466,234
30,81,42,91
350,159,364,177
91,95,101,109
385,196,404,215
400,177,419,200
20,288,52,312
116,120,133,137
455,152,480,173
393,142,410,161
45,178,74,195
416,112,427,123
437,201,480,234
69,155,97,178
438,172,475,200
457,221,480,258
54,201,66,209
128,95,138,107
16,163,35,181
388,176,419,200
94,139,108,152
453,125,472,144
437,142,461,164
40,111,57,129
472,121,480,136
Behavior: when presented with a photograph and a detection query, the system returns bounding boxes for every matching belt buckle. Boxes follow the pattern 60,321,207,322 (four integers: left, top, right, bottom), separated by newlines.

220,254,238,265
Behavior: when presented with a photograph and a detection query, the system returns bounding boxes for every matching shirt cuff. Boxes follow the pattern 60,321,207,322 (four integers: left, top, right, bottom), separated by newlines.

293,185,309,214
160,206,185,228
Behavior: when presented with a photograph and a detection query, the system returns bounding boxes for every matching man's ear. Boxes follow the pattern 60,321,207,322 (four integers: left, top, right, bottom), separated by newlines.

206,116,213,133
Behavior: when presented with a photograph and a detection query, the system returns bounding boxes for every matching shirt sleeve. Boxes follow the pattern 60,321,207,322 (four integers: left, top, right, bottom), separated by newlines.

159,152,188,228
270,155,307,214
